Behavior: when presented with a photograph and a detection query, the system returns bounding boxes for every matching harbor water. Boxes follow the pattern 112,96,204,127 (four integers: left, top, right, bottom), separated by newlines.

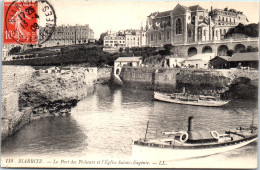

1,84,258,168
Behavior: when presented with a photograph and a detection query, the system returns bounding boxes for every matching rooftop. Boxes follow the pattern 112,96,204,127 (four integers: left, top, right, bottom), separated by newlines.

155,10,171,18
228,52,259,62
185,53,216,61
115,57,142,62
189,5,205,11
210,56,230,61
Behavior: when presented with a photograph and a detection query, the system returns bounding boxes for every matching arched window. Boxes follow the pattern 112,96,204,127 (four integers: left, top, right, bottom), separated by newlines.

158,32,161,40
176,18,182,34
188,29,192,37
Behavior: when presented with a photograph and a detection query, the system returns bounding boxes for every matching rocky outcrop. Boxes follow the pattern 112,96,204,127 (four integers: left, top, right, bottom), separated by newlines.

176,69,232,88
18,70,88,115
2,67,95,141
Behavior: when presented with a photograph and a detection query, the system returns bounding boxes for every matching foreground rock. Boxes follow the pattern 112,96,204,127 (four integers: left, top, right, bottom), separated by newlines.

19,70,88,110
2,67,94,141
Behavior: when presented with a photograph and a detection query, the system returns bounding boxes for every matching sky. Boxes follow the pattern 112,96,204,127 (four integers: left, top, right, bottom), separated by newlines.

48,0,259,39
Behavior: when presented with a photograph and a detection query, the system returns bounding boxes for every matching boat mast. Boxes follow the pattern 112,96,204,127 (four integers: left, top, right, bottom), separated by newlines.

144,121,149,141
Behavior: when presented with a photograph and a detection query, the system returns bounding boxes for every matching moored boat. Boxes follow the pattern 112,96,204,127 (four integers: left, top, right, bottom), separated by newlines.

132,117,257,160
154,91,229,107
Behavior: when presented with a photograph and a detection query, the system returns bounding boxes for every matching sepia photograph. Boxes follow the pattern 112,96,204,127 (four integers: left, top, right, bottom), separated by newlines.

1,0,259,168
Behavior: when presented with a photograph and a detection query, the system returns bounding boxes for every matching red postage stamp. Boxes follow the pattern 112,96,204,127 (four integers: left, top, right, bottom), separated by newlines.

4,1,38,44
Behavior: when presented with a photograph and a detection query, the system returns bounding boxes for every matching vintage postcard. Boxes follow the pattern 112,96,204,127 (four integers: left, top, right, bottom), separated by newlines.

1,0,259,168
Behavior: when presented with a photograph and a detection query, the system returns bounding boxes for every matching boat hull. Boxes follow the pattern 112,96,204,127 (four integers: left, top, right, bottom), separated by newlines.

154,92,229,107
132,137,257,161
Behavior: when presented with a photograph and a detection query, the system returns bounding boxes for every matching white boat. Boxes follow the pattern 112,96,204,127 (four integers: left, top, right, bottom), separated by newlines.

154,91,229,107
132,117,257,160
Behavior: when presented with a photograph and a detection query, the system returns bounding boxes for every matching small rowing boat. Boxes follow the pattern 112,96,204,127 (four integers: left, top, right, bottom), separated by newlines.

154,91,229,107
132,117,257,160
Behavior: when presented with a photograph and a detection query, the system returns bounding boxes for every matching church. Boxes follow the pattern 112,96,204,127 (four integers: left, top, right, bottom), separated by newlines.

146,4,249,47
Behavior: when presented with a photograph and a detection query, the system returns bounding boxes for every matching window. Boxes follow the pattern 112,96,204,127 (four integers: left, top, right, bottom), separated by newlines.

151,33,153,41
220,29,222,35
203,30,206,36
216,30,218,37
226,18,228,22
224,29,227,34
234,19,235,23
230,18,232,22
167,31,170,39
176,18,182,34
222,17,224,21
188,29,192,37
158,32,161,40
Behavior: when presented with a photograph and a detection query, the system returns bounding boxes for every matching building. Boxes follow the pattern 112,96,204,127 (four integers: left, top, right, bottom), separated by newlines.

124,28,146,47
103,35,126,48
210,7,248,38
146,4,249,47
182,53,215,69
209,56,230,69
114,57,142,75
39,24,94,47
103,27,147,52
228,52,258,69
165,56,186,67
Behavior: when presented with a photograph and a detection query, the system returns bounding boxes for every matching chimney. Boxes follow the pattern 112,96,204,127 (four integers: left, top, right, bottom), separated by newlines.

188,116,194,132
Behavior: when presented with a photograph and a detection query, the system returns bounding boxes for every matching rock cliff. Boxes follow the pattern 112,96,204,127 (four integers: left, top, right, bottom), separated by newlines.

2,67,94,141
18,70,88,115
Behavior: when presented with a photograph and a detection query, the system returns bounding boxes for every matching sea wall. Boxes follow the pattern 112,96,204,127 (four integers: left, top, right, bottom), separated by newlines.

120,67,179,92
1,66,97,141
120,66,258,94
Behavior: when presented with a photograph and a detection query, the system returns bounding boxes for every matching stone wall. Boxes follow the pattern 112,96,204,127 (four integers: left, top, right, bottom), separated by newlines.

120,67,179,92
120,66,258,94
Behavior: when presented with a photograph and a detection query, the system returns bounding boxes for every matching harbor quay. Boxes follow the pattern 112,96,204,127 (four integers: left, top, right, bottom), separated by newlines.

118,66,258,97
